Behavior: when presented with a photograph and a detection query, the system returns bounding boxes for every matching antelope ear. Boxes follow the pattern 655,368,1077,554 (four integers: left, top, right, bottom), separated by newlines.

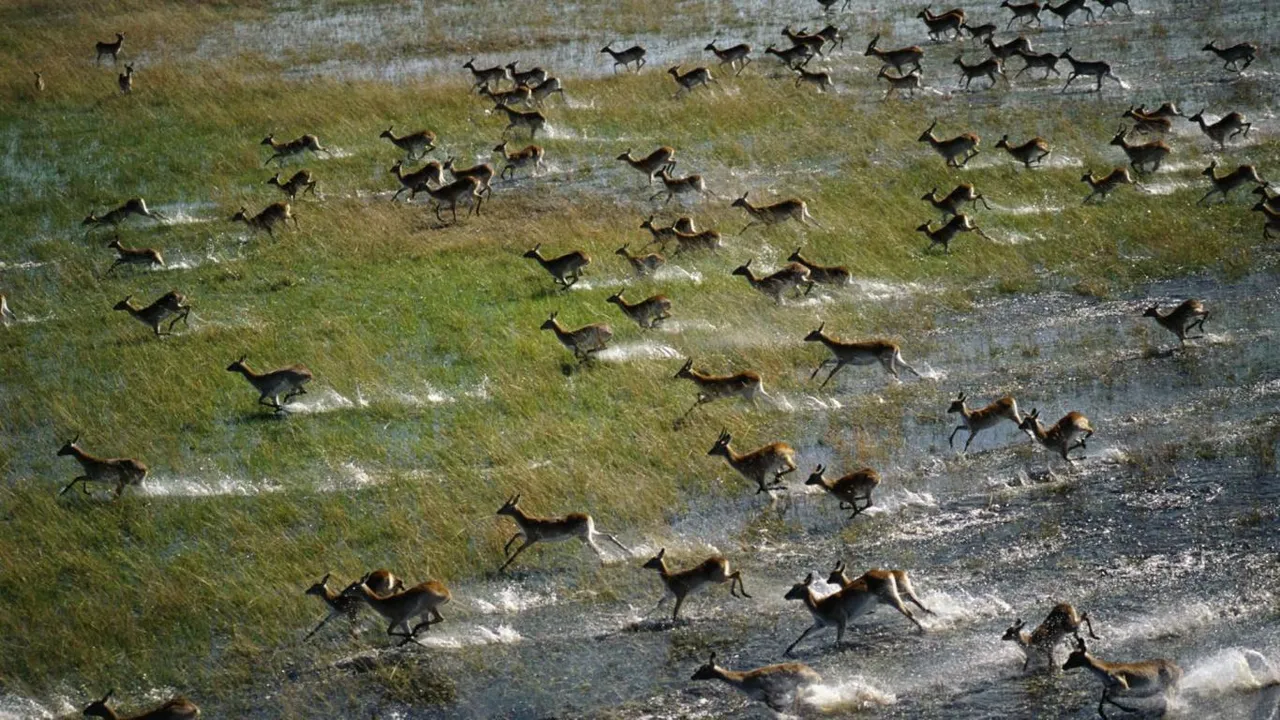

321,572,331,584
513,493,521,504
803,572,814,584
657,548,665,558
708,651,717,664
103,689,115,702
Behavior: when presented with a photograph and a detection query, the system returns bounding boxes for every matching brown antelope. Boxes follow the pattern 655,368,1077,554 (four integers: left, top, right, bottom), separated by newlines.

33,71,45,92
117,63,134,94
675,359,770,423
961,21,998,42
615,244,665,276
954,54,1005,90
106,238,163,274
1109,128,1170,174
421,176,484,223
1143,299,1209,345
1254,201,1280,239
230,202,297,237
878,67,923,99
917,214,991,253
496,494,629,571
1063,638,1182,718
765,43,816,70
1013,49,1062,79
782,26,828,56
813,24,845,52
1095,0,1132,15
708,428,796,495
1121,106,1172,135
995,134,1051,168
985,36,1032,61
493,102,545,138
225,355,313,411
56,435,148,497
524,243,590,288
493,141,544,179
84,197,164,231
793,66,834,92
732,192,820,232
1081,168,1136,203
947,392,1022,451
80,690,198,720
1003,603,1099,670
827,560,933,616
443,157,495,196
788,248,851,285
618,147,677,185
389,158,443,201
1136,102,1182,119
1001,0,1043,28
606,289,672,329
506,61,547,87
705,41,752,74
1253,184,1280,212
379,126,436,160
1202,41,1257,72
918,8,967,41
919,120,980,167
600,43,647,72
670,227,724,254
479,83,534,108
805,322,921,386
266,170,318,200
1200,161,1264,204
540,311,613,361
690,652,820,713
922,184,991,217
643,549,750,620
113,291,190,338
1059,49,1121,92
340,574,451,646
864,34,924,74
1019,408,1094,462
0,294,13,326
805,465,879,518
95,32,125,65
529,76,565,105
261,134,330,166
731,259,814,303
783,571,922,656
1046,0,1093,26
651,169,710,203
1186,109,1251,149
304,570,404,640
668,65,716,98
462,57,511,90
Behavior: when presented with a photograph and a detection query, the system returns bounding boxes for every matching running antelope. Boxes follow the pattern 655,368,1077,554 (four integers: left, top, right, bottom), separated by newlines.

918,120,980,167
615,244,665,276
479,84,534,108
606,289,672,329
117,63,134,94
788,248,851,285
651,169,710,203
506,61,547,87
954,54,1005,90
1019,408,1094,462
918,8,967,41
1003,603,1099,670
496,494,629,571
1001,0,1043,28
922,184,991,216
494,141,544,179
708,428,797,495
878,67,923,99
0,294,13,326
443,157,495,196
266,170,318,200
540,311,613,361
1095,0,1132,15
643,549,750,621
663,225,721,255
1122,106,1172,135
1059,49,1121,92
1046,0,1093,25
917,214,991,253
113,291,190,338
813,24,845,52
794,66,834,92
1254,184,1280,212
783,571,922,656
1254,201,1280,239
995,134,1051,168
463,57,510,90
389,160,444,202
261,134,330,166
668,65,715,97
1187,109,1251,149
765,43,815,70
1109,128,1170,174
864,34,924,74
95,32,125,65
1143,299,1209,345
782,26,828,56
226,355,313,411
524,244,590,288
106,238,163,274
827,560,933,616
1063,638,1182,718
618,147,677,185
379,126,437,160
985,36,1032,61
422,177,484,223
947,391,1021,451
600,43,647,72
493,102,545,138
1081,168,1136,203
1136,102,1182,119
230,202,297,237
706,41,752,74
675,359,769,424
731,259,814,303
83,197,164,231
33,71,44,92
1200,161,1264,204
529,76,565,105
1202,41,1257,72
804,322,922,386
340,574,451,646
732,192,820,232
640,215,684,249
1014,49,1061,79
961,22,998,42
304,570,404,640
80,690,198,720
805,465,879,519
690,652,820,713
56,435,147,498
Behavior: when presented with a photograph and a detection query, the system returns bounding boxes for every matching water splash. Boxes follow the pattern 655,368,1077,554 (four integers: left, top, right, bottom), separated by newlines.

416,624,522,648
473,586,557,615
802,677,898,711
597,341,681,362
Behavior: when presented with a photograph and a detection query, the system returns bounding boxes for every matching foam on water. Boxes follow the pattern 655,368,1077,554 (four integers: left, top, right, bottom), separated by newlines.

141,473,280,497
287,387,356,414
155,202,216,225
416,624,522,648
473,585,557,615
1183,648,1280,697
997,203,1065,216
1142,180,1191,195
864,488,939,516
802,676,898,711
651,265,703,284
918,589,1014,631
597,341,681,362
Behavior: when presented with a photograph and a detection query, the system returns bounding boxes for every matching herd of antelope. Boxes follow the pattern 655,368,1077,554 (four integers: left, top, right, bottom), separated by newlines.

11,1,1269,716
